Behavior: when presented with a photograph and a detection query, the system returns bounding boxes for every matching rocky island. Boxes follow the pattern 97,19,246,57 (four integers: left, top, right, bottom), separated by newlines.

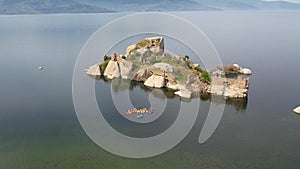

85,37,252,99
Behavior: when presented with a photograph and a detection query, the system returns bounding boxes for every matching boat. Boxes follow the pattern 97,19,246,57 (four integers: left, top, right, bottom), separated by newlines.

124,107,154,118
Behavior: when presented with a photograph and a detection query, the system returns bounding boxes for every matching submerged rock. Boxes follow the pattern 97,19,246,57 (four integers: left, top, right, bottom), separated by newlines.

293,106,300,114
175,89,192,99
166,83,185,91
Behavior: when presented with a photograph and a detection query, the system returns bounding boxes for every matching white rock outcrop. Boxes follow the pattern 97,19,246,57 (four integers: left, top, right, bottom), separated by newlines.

103,61,120,79
144,75,165,88
166,83,186,91
85,64,101,76
175,89,192,99
126,44,137,56
240,68,252,75
293,106,300,114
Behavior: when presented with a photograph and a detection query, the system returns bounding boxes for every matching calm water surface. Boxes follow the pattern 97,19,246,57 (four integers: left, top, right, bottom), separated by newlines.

0,11,300,169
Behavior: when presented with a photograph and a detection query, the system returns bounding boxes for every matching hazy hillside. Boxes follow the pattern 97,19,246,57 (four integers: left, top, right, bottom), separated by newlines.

78,0,219,11
195,0,300,10
80,0,300,11
0,0,113,14
1,0,300,14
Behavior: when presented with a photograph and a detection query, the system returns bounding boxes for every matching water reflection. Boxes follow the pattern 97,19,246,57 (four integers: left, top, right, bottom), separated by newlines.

91,76,248,111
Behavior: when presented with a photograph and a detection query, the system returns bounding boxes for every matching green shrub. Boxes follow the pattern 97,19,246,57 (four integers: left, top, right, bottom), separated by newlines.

99,59,110,72
194,65,202,72
201,71,211,83
137,39,150,47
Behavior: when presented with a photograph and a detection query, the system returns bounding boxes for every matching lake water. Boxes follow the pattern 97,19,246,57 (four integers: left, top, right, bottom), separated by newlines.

1,11,300,169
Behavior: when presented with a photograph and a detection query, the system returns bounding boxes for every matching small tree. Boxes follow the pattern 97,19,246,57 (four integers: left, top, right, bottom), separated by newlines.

99,59,110,73
103,55,111,61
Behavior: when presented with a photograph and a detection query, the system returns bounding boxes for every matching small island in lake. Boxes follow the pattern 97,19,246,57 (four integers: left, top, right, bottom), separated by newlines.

85,37,252,99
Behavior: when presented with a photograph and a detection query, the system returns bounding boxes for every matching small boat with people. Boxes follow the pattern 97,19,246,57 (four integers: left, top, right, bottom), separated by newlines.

125,107,154,119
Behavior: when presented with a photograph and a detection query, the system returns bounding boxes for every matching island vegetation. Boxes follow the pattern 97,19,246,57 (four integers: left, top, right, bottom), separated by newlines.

85,37,252,99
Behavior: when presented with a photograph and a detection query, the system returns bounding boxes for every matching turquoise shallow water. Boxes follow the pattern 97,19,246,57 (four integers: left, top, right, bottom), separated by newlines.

0,11,300,169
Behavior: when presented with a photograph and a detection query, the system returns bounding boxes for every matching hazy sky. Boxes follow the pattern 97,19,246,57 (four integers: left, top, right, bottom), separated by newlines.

263,0,300,3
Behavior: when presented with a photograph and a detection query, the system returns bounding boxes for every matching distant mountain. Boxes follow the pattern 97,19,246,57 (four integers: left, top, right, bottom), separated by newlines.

78,0,219,12
195,0,259,10
254,0,300,10
0,0,113,14
79,0,300,11
194,0,300,10
1,0,300,14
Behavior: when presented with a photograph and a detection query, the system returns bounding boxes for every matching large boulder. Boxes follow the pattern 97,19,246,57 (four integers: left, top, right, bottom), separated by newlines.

85,64,101,76
144,75,165,88
133,67,151,82
224,64,241,75
103,61,120,79
186,74,207,92
119,59,133,79
153,62,173,72
223,88,248,98
240,68,252,75
186,74,200,85
223,64,252,75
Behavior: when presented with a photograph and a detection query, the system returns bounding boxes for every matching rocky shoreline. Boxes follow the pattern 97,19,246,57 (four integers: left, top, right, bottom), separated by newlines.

85,37,252,99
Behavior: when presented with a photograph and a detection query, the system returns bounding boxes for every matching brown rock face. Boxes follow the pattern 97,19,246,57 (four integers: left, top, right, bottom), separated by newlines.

143,37,164,55
186,74,207,92
133,67,152,82
126,37,164,57
119,59,133,79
